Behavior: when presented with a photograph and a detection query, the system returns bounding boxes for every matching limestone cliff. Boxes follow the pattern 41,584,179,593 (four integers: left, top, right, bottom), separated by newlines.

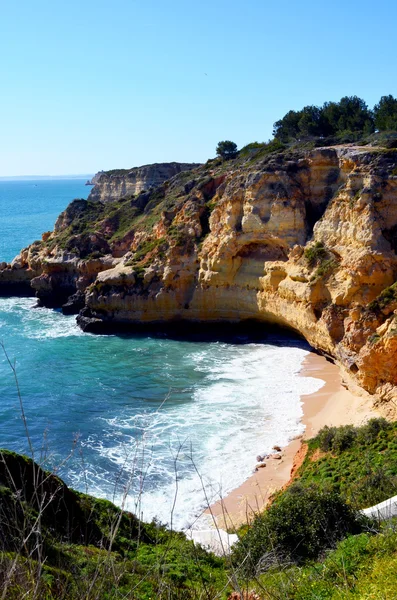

3,146,397,412
88,162,201,203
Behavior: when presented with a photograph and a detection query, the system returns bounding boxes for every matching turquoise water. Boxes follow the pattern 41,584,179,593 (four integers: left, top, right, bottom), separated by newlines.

0,181,323,529
0,179,90,263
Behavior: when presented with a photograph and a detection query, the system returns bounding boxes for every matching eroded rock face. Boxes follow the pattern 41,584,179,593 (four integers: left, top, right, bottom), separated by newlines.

0,241,43,296
3,146,397,410
88,162,201,203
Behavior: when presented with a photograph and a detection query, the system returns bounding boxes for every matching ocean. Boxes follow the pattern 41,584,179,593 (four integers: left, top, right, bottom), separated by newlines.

0,179,324,529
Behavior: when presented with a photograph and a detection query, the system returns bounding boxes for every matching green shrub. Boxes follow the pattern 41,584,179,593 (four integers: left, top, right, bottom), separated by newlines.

239,138,286,160
331,425,358,453
232,483,364,576
368,332,381,345
350,466,397,507
304,241,327,267
317,425,338,452
313,257,337,280
357,418,392,445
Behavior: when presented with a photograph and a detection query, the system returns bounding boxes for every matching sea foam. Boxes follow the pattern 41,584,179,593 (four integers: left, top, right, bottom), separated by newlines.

82,343,324,530
0,297,324,531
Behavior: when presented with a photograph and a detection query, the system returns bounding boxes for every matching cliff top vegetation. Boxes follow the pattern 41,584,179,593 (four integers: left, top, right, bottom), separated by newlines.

273,94,397,146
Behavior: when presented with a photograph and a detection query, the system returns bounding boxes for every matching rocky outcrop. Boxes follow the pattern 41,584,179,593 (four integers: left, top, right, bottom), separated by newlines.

88,162,201,203
0,241,43,296
3,146,397,412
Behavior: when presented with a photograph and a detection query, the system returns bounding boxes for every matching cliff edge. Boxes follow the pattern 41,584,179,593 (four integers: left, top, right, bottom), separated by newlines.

88,161,201,203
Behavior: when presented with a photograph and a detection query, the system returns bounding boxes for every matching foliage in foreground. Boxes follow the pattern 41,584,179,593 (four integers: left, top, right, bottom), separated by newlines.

2,418,397,598
0,449,228,599
249,525,397,599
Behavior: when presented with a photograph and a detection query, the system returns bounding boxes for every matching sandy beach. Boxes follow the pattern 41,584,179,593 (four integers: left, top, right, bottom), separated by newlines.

205,352,379,530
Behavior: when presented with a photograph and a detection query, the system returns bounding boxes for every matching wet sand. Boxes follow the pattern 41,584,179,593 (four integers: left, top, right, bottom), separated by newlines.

205,352,379,530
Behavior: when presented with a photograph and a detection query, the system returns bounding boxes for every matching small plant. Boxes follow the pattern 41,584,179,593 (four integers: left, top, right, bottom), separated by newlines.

367,282,397,312
304,241,328,267
368,332,381,345
313,257,337,280
167,224,195,250
349,188,362,207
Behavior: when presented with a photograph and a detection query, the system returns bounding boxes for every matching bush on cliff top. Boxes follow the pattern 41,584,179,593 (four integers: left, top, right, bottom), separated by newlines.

232,482,364,576
216,140,238,160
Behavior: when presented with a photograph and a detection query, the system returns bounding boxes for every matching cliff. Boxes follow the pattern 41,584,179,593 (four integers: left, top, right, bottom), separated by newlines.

88,161,201,203
3,145,397,412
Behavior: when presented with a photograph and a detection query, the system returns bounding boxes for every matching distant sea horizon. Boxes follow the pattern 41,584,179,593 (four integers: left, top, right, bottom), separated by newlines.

0,174,94,181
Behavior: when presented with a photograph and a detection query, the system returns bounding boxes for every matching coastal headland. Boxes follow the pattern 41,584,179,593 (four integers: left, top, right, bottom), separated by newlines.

2,144,397,418
2,144,397,597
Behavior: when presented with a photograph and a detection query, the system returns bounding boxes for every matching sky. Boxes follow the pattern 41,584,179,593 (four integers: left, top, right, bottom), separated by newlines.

1,0,397,176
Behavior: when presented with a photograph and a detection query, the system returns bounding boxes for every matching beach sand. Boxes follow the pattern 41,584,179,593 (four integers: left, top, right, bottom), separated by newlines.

205,352,379,530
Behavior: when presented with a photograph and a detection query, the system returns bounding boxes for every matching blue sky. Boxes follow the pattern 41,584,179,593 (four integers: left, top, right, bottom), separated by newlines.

1,0,396,175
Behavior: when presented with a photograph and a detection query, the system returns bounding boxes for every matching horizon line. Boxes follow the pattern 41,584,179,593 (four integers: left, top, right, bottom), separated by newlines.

0,174,95,181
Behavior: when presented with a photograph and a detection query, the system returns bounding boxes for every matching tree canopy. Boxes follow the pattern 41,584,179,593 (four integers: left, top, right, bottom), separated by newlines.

214,95,397,162
216,140,238,160
272,95,388,142
374,95,397,131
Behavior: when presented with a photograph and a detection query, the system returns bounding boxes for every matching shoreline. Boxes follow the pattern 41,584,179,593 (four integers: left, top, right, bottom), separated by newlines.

204,351,379,531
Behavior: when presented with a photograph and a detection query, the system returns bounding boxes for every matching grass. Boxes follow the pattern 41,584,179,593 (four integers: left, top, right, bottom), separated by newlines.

238,139,286,161
128,237,167,263
167,223,195,248
124,237,168,278
46,200,106,252
229,419,397,598
294,419,397,508
251,526,397,599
